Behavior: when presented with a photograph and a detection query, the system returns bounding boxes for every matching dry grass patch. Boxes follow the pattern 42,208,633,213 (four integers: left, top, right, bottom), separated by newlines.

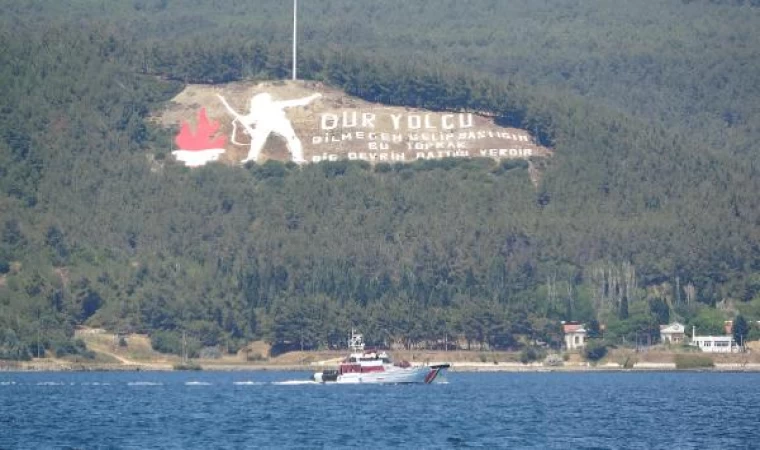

674,354,714,369
79,332,170,363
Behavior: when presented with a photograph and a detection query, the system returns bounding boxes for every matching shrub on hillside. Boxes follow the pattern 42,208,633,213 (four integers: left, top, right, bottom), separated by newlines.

150,330,200,357
199,346,221,359
674,354,714,369
0,329,31,360
246,352,266,362
54,338,95,359
151,330,181,355
0,258,10,274
544,353,564,366
172,362,202,371
583,340,608,362
520,346,546,364
621,356,637,369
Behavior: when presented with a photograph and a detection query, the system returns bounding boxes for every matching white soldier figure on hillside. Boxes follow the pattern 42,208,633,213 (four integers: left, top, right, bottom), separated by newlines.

217,92,321,164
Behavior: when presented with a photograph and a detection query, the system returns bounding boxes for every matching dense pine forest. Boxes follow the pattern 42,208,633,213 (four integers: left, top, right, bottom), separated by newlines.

1,0,759,360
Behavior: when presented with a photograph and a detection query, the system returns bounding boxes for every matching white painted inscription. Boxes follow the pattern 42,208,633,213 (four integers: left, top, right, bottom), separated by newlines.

172,89,545,167
311,111,534,163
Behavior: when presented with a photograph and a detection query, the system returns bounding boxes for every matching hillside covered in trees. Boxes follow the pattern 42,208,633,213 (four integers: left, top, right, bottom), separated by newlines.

1,0,759,360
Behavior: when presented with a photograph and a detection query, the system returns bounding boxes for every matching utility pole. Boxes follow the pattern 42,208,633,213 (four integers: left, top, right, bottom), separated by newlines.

292,0,298,81
182,330,188,363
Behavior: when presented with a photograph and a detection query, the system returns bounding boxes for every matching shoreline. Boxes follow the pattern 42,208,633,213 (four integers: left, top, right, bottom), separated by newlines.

4,360,760,373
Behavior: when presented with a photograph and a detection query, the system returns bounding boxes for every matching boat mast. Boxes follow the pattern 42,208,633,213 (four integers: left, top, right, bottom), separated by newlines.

349,329,364,352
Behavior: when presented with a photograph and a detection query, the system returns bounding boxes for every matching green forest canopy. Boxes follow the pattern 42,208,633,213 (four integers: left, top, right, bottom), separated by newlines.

0,0,759,359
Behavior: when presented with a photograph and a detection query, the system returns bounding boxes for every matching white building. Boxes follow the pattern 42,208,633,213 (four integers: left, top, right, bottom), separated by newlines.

689,326,740,353
659,322,686,344
563,322,587,350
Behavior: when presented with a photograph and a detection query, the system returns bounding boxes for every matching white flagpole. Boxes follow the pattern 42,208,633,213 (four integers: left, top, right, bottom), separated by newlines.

292,0,298,81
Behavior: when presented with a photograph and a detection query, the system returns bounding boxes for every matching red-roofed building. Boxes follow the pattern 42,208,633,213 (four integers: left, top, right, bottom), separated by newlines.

562,322,587,350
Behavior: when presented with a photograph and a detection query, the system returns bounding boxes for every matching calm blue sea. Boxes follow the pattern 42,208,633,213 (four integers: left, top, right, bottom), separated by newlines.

1,370,759,449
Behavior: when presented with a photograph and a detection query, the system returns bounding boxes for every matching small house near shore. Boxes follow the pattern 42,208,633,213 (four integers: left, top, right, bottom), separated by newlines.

659,322,686,344
562,322,586,350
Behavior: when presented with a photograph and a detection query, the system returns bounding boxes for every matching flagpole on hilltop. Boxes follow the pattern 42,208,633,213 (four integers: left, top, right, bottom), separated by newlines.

292,0,298,81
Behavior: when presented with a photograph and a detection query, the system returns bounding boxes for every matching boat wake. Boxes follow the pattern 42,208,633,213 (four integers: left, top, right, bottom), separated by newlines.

3,379,441,387
271,380,319,386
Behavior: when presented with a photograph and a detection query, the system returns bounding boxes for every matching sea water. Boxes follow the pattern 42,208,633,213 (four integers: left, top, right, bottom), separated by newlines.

1,371,759,449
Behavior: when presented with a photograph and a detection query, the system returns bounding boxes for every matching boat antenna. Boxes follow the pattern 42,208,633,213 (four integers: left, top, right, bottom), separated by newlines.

349,328,364,352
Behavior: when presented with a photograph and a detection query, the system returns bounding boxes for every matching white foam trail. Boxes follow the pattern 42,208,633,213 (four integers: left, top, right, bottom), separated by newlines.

127,381,163,386
0,381,16,386
233,381,265,386
184,381,212,386
36,382,65,386
271,380,318,386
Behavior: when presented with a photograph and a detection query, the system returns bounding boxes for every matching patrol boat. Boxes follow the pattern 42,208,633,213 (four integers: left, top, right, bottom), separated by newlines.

312,330,449,384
